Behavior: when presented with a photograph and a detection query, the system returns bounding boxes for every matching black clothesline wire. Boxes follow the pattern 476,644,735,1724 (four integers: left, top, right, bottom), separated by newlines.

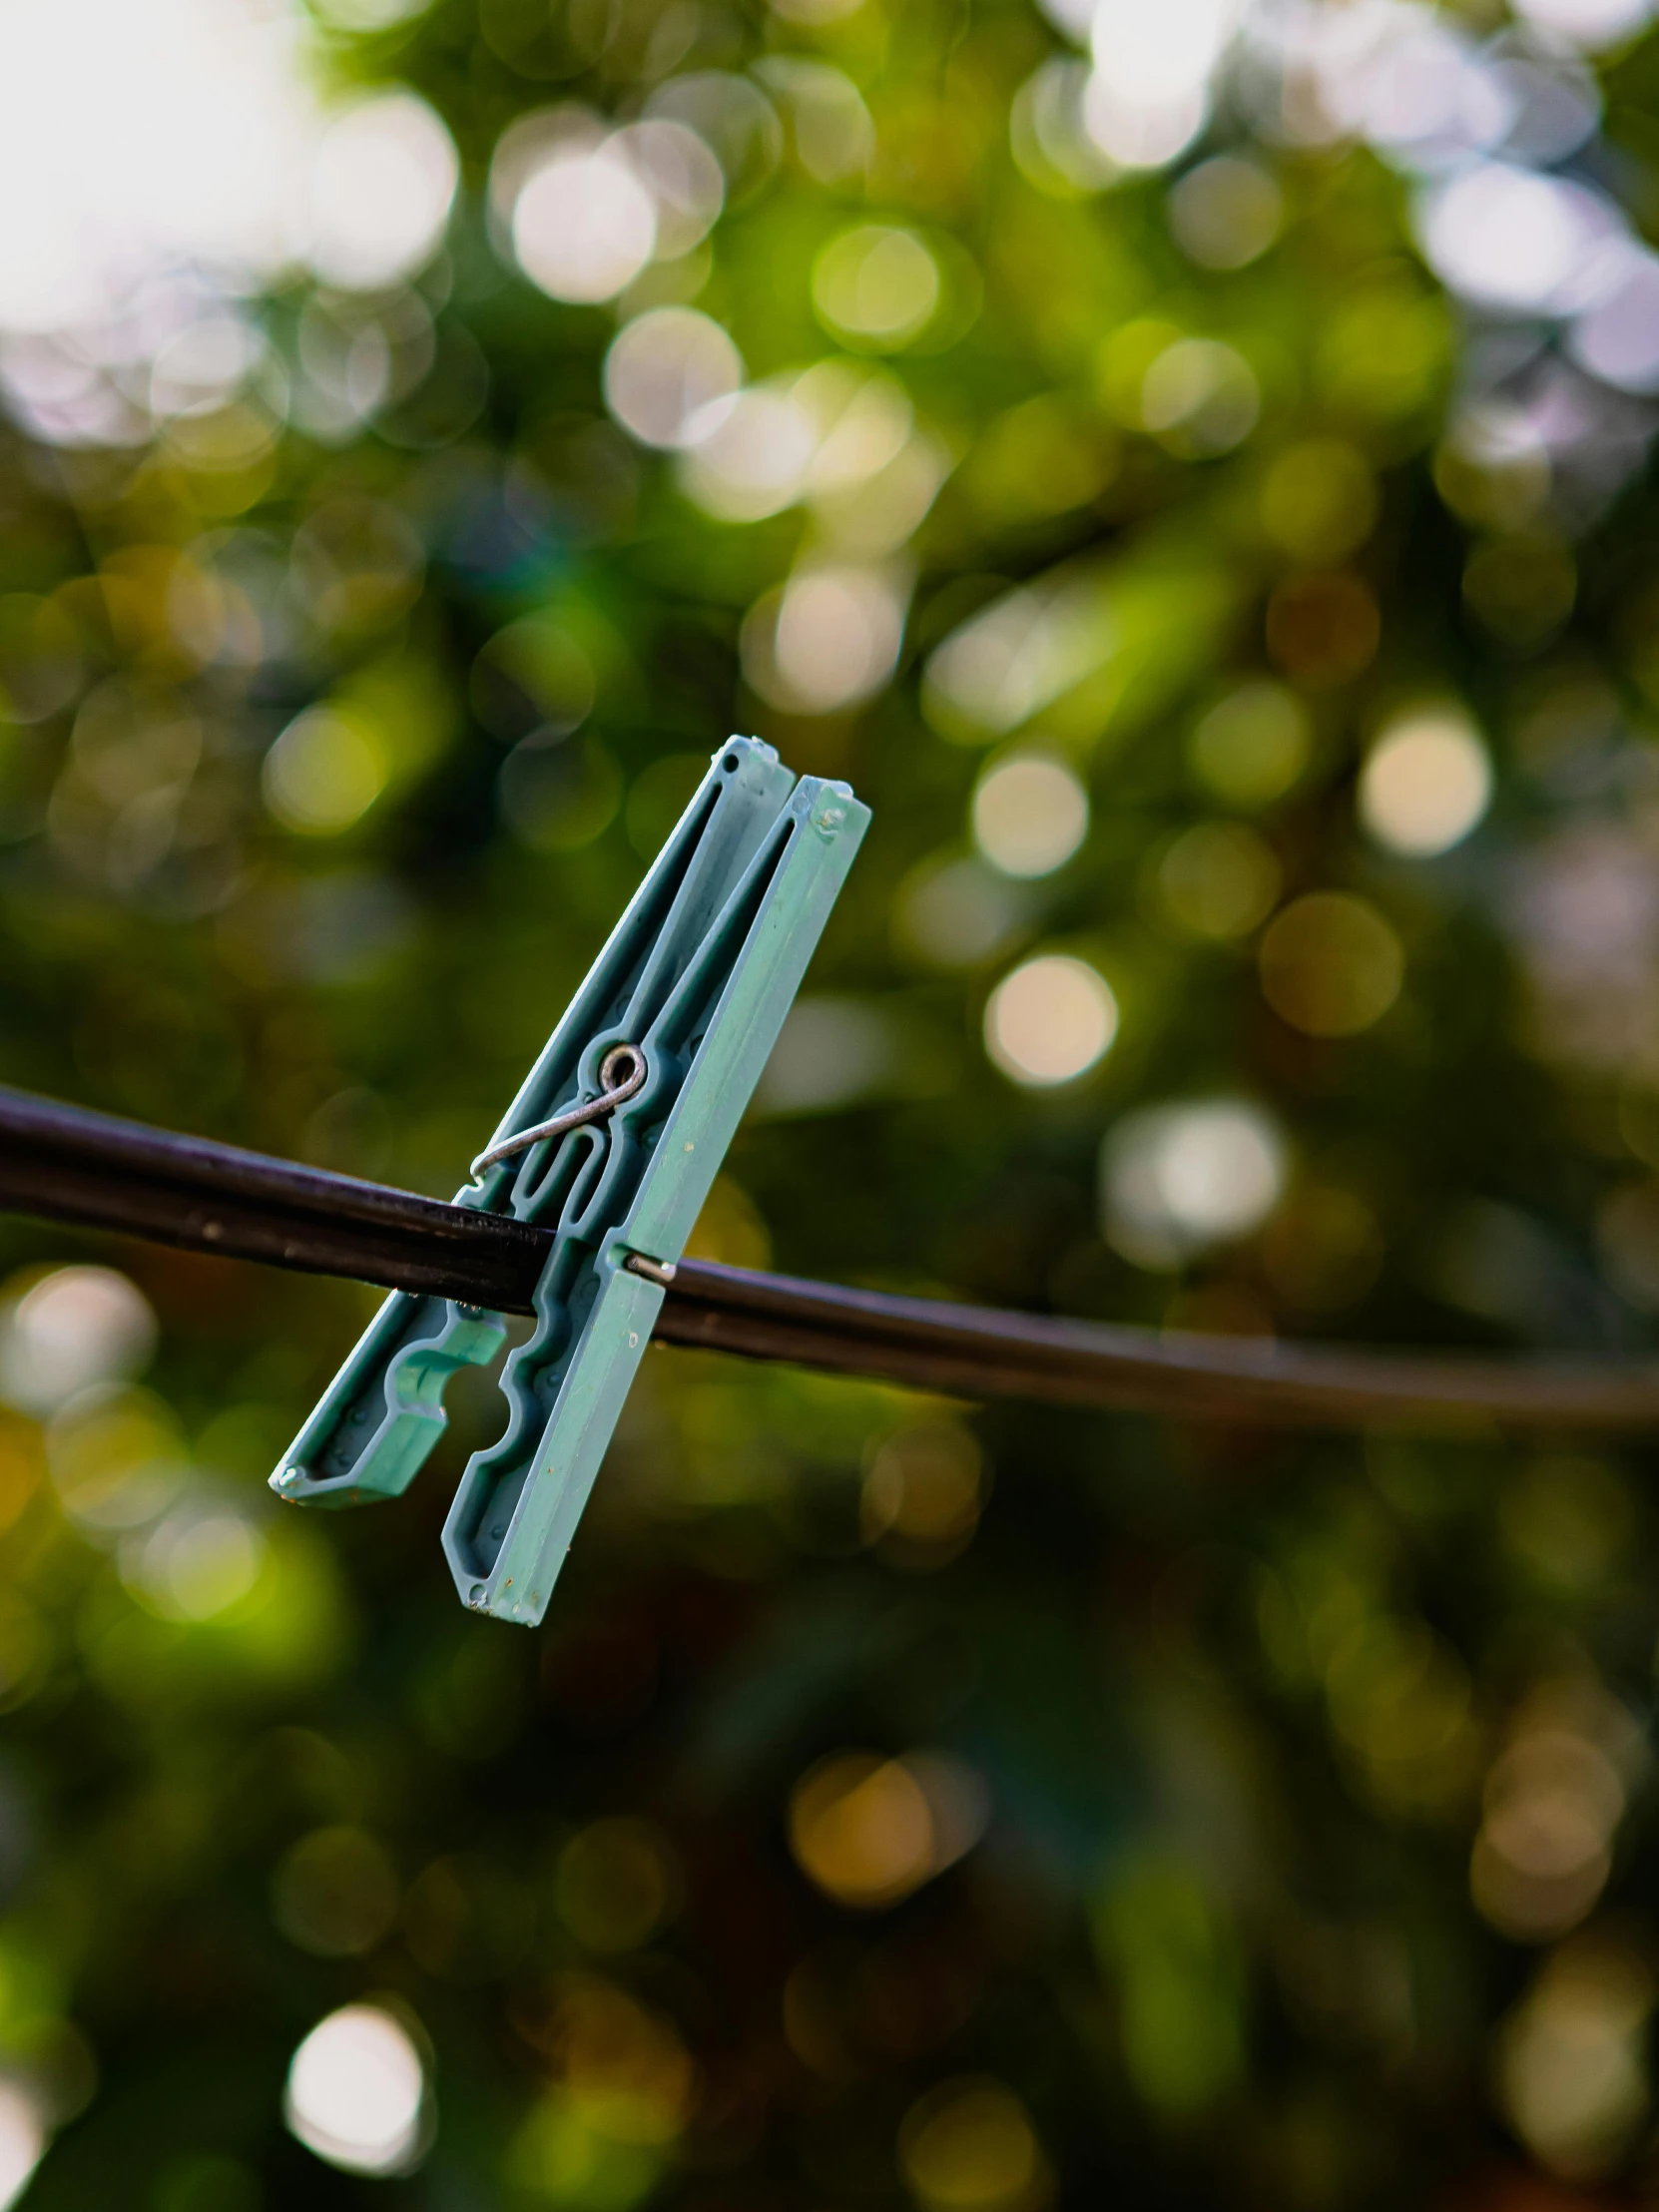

0,1082,1656,1434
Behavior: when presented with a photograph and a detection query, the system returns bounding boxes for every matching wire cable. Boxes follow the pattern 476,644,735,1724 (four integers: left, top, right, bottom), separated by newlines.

1,1083,1656,1432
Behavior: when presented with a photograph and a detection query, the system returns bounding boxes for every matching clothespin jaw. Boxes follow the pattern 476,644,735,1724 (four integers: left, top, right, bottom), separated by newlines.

270,738,870,1625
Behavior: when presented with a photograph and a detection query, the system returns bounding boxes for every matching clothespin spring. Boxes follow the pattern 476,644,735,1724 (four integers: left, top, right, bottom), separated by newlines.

469,1043,647,1181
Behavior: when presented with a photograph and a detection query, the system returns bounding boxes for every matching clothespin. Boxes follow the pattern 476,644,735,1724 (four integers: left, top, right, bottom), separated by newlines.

269,738,869,1626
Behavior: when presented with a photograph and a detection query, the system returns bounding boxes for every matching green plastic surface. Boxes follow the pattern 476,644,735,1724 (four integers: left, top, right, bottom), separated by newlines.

269,738,869,1626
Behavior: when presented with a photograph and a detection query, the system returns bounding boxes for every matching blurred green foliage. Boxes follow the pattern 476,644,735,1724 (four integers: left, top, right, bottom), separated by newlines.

3,0,1659,2204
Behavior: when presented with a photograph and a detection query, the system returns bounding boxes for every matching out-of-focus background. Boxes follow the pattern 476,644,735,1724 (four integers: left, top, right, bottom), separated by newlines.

2,0,1659,2200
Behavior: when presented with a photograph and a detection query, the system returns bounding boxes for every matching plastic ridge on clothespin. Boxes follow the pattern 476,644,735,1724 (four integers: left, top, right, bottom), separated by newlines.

268,737,870,1627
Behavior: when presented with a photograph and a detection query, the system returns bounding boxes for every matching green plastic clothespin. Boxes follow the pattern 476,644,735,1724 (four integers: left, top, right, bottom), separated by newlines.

269,738,869,1626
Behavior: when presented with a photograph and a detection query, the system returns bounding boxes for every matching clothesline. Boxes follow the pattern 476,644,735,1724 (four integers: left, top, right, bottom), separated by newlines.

0,1083,1655,1433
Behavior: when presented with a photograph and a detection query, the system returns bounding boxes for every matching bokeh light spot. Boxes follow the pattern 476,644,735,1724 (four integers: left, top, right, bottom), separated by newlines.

273,1827,400,1957
744,565,907,715
1011,57,1118,191
48,1384,184,1534
971,754,1089,878
506,1977,693,2184
678,385,818,522
757,56,874,184
1260,440,1379,563
604,308,743,450
756,996,898,1116
1497,1941,1654,2181
1082,72,1205,170
1156,821,1281,938
609,119,724,261
0,1266,156,1416
0,2082,46,2212
1471,1682,1640,1944
555,1819,679,1953
1189,681,1312,807
791,1753,931,1908
1420,163,1610,314
1081,0,1235,169
1359,712,1492,856
899,2077,1043,2212
309,92,457,291
513,146,657,305
789,1750,989,1909
984,955,1117,1086
284,2003,428,2176
1473,1739,1618,1942
1168,157,1282,270
1569,250,1659,394
961,395,1117,523
861,1422,985,1564
893,857,1028,970
1259,893,1403,1036
471,616,596,745
500,735,623,853
813,227,941,350
1140,338,1259,456
264,706,388,834
126,1505,266,1620
1102,1099,1286,1267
